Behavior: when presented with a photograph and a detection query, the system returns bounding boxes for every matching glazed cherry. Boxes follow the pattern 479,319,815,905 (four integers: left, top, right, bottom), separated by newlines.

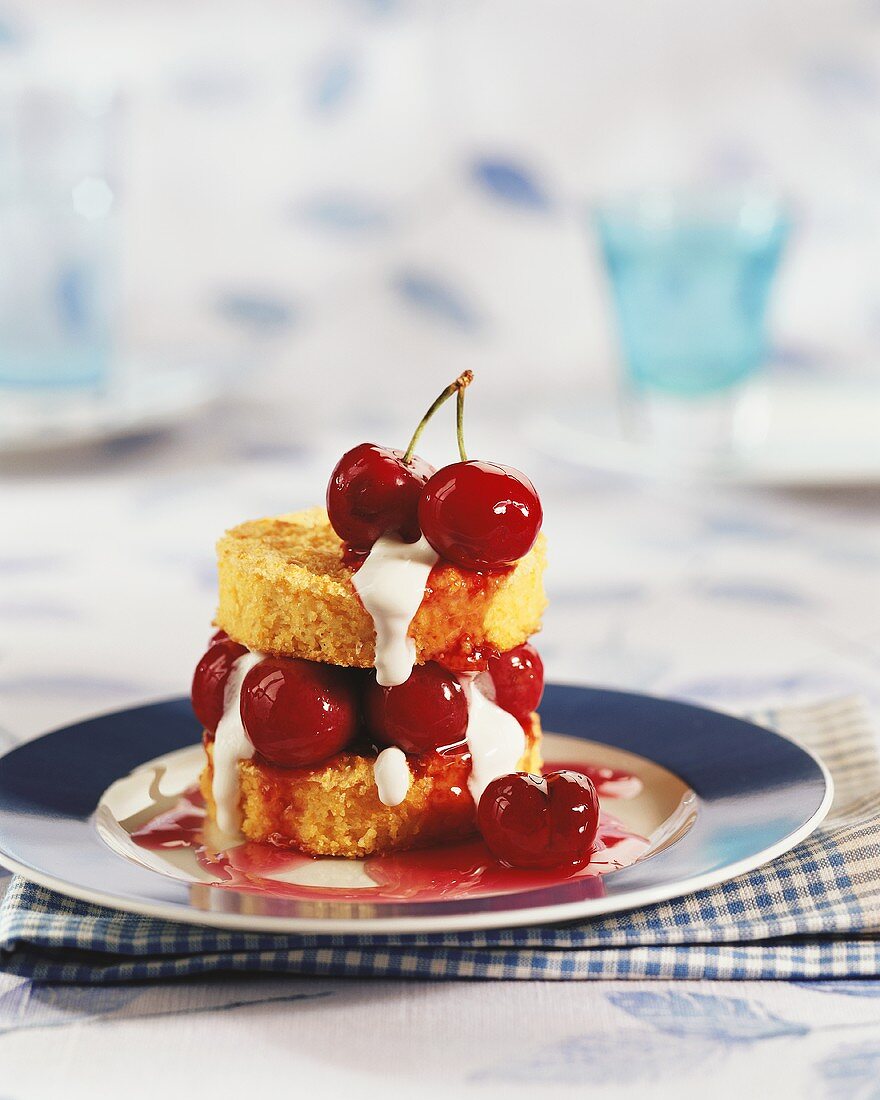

477,770,600,870
191,638,247,734
240,657,359,768
363,662,468,754
418,460,542,571
209,628,229,645
478,643,544,719
327,443,435,551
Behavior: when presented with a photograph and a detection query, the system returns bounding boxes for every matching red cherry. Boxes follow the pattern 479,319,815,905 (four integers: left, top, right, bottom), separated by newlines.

477,770,600,869
191,639,247,734
327,443,435,551
363,662,468,754
418,460,542,571
209,628,229,645
477,643,544,719
240,656,359,768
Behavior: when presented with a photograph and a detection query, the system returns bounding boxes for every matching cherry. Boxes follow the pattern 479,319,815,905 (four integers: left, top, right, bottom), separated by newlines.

240,656,359,768
191,638,247,734
477,643,544,719
210,628,229,645
477,770,600,869
363,662,468,754
327,443,434,550
418,461,542,571
326,372,473,553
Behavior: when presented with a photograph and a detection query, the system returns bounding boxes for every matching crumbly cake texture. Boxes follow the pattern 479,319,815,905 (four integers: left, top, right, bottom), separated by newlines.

201,716,542,858
215,507,547,668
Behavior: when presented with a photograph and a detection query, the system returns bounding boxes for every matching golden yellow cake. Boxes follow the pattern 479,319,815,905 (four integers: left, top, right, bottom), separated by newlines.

201,715,542,857
216,507,547,669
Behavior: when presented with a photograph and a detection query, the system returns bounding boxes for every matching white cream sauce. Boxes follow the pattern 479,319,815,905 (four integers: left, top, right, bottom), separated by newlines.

352,534,438,687
461,676,528,804
373,746,412,807
212,649,265,836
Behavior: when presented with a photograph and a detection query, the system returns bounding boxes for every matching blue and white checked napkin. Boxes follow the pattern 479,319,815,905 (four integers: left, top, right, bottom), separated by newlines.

1,696,878,984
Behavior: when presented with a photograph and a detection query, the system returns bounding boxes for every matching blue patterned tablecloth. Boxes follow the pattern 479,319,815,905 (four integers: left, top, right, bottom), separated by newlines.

1,696,879,1100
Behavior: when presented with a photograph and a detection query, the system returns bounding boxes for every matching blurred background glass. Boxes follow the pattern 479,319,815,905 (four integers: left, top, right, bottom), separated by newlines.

595,190,790,463
0,86,120,391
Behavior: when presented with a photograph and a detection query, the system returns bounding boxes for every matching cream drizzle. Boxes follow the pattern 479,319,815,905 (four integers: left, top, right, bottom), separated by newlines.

212,649,264,836
352,534,438,687
461,676,528,804
373,746,412,807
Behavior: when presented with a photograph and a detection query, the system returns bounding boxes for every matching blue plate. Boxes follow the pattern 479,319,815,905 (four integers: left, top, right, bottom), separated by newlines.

0,685,832,933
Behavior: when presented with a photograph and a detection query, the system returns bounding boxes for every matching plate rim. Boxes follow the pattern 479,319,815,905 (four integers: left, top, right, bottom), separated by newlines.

0,685,834,934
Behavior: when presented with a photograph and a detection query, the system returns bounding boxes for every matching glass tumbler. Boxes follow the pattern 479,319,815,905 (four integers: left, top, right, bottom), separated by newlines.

0,87,120,390
595,191,790,462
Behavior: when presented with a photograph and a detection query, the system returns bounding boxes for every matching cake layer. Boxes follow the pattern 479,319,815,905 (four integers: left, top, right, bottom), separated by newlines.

215,507,547,669
201,716,542,858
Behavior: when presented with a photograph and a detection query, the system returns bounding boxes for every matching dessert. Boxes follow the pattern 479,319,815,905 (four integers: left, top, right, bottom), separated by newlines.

190,372,602,869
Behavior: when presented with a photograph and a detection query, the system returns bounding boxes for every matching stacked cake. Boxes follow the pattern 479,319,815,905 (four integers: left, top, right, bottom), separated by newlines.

191,373,551,859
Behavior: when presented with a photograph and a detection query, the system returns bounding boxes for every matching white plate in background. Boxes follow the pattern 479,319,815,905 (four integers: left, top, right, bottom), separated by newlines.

532,378,880,486
0,359,238,456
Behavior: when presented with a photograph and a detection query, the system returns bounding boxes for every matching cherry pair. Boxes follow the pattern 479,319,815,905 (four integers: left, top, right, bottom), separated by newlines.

326,373,542,572
478,770,601,871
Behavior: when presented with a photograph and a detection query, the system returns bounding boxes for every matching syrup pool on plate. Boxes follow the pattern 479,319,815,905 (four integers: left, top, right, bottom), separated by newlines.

130,760,649,904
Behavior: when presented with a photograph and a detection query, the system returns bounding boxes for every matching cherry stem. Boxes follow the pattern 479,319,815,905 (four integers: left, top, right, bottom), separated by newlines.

456,383,468,462
403,370,473,464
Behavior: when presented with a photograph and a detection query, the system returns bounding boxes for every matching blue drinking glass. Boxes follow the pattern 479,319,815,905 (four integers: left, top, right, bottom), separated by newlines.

595,192,790,399
0,88,120,391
